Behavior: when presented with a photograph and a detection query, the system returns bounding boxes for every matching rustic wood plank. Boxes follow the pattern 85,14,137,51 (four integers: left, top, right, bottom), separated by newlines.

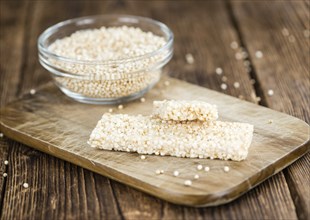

1,1,121,219
2,142,121,219
230,1,310,219
0,0,29,215
0,1,28,105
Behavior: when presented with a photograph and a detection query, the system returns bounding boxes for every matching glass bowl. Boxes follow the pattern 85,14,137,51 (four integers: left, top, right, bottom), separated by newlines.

38,15,174,104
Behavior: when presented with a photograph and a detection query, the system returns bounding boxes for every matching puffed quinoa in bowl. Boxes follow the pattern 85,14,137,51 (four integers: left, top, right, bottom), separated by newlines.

38,15,173,104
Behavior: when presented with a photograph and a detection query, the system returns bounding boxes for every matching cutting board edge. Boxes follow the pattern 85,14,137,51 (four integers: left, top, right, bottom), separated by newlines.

1,119,309,207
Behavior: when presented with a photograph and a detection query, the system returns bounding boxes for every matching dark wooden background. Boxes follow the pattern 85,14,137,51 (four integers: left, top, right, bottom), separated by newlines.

0,0,309,219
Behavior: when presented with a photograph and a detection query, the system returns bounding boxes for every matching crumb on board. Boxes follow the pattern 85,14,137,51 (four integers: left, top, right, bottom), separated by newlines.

184,180,192,186
173,170,180,177
197,164,203,170
224,166,230,172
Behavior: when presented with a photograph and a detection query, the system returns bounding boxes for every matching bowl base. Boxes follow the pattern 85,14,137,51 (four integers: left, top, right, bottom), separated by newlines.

58,85,153,105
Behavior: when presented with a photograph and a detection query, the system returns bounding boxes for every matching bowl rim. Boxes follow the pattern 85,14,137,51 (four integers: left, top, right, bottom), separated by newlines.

38,14,174,65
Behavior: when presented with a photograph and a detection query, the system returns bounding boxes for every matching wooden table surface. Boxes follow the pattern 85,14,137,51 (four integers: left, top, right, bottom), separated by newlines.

0,1,309,219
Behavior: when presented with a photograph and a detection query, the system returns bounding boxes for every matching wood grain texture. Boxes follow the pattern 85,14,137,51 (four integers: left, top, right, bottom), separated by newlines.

230,1,310,219
0,0,309,219
0,1,29,215
0,76,309,207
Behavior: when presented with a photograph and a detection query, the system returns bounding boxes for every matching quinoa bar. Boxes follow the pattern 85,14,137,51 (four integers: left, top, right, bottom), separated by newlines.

153,100,218,121
88,114,254,161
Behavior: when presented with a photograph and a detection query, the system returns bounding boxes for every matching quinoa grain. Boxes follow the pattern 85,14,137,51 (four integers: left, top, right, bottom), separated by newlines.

48,26,167,99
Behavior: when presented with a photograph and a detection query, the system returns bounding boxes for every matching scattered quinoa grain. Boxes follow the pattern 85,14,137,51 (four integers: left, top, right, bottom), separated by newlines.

215,67,223,75
235,52,243,60
282,28,289,36
160,170,164,174
267,89,274,96
224,166,230,172
153,100,218,122
288,35,295,43
268,119,273,124
185,53,195,64
184,180,192,186
230,41,239,49
194,174,200,179
140,97,146,103
304,30,310,38
233,82,240,88
0,133,3,138
241,51,248,59
3,173,7,177
173,170,180,177
197,164,203,170
164,81,170,86
4,160,8,165
221,76,227,82
204,166,210,172
23,183,29,188
155,169,161,175
30,89,36,95
108,108,113,113
140,155,146,160
255,51,263,58
243,60,250,67
118,104,124,110
220,83,227,90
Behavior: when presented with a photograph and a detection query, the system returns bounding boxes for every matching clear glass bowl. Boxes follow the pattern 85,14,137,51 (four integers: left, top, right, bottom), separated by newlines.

38,15,174,104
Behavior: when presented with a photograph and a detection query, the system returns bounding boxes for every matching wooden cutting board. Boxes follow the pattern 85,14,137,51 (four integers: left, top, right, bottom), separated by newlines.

0,77,309,207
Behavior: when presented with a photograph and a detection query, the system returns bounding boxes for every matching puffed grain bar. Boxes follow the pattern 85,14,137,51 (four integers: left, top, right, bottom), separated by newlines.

88,114,254,161
152,100,218,121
